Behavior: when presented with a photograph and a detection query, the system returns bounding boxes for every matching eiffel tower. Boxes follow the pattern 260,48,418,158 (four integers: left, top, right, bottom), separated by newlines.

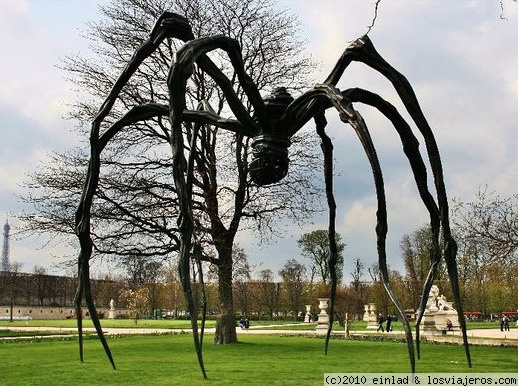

2,220,10,271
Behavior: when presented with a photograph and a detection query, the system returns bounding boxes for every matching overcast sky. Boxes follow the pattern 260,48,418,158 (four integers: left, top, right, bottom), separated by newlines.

0,0,517,281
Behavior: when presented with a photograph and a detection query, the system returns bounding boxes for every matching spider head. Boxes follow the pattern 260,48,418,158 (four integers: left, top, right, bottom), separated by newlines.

249,87,293,186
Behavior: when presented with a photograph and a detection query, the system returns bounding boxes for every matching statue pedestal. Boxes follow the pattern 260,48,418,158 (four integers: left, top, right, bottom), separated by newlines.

364,303,378,329
421,314,437,331
423,310,459,332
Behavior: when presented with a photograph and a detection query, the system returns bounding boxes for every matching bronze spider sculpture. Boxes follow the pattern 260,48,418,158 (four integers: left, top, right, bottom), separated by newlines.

74,12,471,378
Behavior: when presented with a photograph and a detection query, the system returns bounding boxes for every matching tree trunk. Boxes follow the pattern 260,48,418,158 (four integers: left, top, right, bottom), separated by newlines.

213,244,237,344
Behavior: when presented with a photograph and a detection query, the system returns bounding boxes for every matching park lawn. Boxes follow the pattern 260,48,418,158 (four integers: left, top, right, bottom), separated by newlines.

0,318,504,331
0,333,516,385
0,318,217,329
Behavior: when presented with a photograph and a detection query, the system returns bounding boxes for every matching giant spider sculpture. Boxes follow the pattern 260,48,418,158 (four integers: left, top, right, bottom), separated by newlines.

74,12,471,378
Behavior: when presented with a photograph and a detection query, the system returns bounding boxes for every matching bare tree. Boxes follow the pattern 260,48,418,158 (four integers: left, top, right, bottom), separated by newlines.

119,287,149,325
121,255,164,289
278,258,307,318
453,187,518,263
232,245,254,317
255,268,280,319
33,265,49,306
400,225,447,310
18,0,319,346
333,286,364,326
452,187,518,313
367,263,393,315
231,245,253,282
3,262,23,322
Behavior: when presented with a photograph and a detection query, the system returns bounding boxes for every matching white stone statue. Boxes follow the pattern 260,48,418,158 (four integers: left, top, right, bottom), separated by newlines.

437,294,454,311
108,298,116,319
426,285,439,312
422,285,459,333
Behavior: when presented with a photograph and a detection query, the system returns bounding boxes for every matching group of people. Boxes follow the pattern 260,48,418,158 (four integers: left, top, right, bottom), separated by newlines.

377,313,393,332
238,317,250,329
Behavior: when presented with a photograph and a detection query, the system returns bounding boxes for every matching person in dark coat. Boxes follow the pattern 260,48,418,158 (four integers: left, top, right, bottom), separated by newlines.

377,313,385,332
385,315,392,332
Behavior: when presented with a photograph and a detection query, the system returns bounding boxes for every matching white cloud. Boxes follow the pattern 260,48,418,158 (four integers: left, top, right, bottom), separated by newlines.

0,4,73,129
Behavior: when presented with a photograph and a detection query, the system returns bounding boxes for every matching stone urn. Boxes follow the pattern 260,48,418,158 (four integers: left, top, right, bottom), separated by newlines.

304,304,312,323
316,298,329,333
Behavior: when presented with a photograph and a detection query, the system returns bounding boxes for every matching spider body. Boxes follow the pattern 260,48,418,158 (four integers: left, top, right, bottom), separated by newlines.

74,11,471,379
249,87,293,186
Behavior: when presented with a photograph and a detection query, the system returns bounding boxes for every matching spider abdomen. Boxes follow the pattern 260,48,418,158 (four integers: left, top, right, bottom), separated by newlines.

249,134,290,186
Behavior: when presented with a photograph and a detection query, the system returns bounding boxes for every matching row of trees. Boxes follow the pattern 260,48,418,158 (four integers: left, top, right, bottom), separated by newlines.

0,266,76,308
0,264,121,322
49,229,518,321
4,217,517,323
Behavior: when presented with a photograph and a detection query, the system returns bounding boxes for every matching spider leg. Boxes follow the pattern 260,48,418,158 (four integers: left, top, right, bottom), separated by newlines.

183,101,245,135
167,34,269,379
168,34,266,134
193,242,208,347
283,90,326,137
324,90,415,373
73,247,118,369
182,114,208,378
324,36,470,367
342,88,443,359
74,102,175,367
313,112,338,356
74,127,111,366
99,103,169,148
99,100,244,139
166,37,257,378
74,12,196,368
305,85,416,372
72,260,84,362
93,13,194,127
93,11,255,139
169,98,207,380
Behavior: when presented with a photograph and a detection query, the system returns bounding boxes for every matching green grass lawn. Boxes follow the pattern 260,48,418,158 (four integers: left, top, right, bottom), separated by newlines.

0,333,516,385
0,318,216,329
0,318,304,329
